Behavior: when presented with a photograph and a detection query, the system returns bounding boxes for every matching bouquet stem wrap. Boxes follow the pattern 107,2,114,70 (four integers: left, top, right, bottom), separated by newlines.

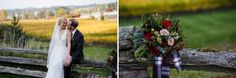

153,49,182,78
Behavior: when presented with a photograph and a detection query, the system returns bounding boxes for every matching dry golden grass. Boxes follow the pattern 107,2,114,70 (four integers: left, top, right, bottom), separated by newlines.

2,19,117,45
119,0,236,16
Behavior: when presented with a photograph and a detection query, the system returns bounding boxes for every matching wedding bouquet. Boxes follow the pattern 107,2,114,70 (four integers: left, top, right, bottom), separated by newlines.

133,13,184,78
134,13,184,61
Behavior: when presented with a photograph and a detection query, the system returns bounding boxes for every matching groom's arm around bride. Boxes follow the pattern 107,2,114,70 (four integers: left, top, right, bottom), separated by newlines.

64,18,84,78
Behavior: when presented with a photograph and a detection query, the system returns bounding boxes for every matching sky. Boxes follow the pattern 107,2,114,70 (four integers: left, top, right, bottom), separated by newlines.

0,0,117,9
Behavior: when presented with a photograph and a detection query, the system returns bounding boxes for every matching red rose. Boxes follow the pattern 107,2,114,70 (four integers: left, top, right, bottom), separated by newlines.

162,19,171,29
144,32,152,41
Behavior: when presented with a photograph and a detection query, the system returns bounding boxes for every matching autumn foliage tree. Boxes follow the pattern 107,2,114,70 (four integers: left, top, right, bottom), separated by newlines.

69,9,81,18
56,8,66,17
0,10,8,21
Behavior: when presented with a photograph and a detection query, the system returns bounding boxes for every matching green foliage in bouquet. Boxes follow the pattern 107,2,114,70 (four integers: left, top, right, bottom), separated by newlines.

134,45,149,61
132,26,150,61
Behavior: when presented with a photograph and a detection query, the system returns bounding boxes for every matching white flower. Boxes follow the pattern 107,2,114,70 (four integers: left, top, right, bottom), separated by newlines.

154,31,160,36
156,38,162,44
172,32,179,39
174,35,179,40
168,37,175,46
160,29,170,36
151,28,155,31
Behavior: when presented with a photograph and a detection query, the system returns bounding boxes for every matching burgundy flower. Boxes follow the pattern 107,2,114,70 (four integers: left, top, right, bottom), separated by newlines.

148,45,160,56
144,32,152,41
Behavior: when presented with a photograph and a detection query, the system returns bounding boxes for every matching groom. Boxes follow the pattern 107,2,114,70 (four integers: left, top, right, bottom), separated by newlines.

64,18,84,78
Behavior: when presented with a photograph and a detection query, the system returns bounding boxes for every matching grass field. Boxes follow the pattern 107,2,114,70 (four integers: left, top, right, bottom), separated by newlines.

170,69,236,78
119,0,236,17
84,46,112,60
1,19,117,46
120,9,236,51
146,67,236,78
76,67,112,77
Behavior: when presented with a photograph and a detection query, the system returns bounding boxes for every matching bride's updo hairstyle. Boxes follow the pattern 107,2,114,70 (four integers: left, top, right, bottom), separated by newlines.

58,17,67,26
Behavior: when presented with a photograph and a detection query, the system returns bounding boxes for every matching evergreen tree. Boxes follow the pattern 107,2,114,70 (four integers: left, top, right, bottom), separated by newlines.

4,16,27,47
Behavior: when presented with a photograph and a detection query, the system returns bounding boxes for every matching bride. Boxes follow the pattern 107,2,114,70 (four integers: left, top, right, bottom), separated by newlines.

46,17,72,78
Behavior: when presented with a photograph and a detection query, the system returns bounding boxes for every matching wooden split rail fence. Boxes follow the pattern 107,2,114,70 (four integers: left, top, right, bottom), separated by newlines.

0,47,110,78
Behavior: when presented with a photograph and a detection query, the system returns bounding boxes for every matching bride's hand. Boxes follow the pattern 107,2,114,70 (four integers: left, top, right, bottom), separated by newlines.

67,55,72,64
64,55,72,66
64,58,68,66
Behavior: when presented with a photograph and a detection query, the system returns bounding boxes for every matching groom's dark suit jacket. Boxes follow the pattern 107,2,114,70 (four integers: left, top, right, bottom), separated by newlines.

64,29,84,78
71,29,84,64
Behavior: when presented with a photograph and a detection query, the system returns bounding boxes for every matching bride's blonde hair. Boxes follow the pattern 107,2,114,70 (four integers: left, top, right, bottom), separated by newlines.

58,17,67,25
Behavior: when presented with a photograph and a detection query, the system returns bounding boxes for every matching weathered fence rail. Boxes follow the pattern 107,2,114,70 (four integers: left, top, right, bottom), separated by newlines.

0,48,47,55
0,65,46,78
0,56,46,66
0,56,109,68
0,47,110,78
119,26,236,78
180,48,236,69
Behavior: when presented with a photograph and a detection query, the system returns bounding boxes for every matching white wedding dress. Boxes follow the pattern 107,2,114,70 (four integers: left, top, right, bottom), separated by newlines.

46,18,68,78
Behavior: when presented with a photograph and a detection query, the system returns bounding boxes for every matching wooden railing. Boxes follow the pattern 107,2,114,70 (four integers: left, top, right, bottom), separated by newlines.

119,26,236,77
0,47,110,78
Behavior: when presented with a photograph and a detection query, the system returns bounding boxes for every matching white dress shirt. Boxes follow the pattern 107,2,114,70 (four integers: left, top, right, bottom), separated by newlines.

72,29,76,37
